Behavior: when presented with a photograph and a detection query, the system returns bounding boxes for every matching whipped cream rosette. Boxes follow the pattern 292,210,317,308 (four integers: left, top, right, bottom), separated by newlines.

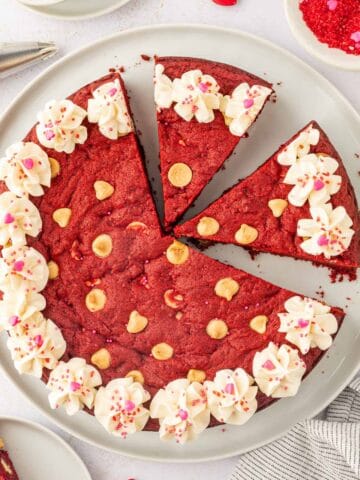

0,192,42,247
154,64,174,109
0,142,51,197
284,153,341,207
0,245,48,293
277,124,320,166
150,379,210,444
220,83,272,137
95,377,150,438
205,368,258,425
253,342,306,398
36,99,87,154
7,312,66,377
298,203,354,258
87,79,133,140
0,288,45,332
47,357,102,416
278,296,338,354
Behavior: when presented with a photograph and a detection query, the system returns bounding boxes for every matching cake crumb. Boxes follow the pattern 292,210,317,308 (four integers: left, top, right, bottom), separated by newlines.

140,54,152,62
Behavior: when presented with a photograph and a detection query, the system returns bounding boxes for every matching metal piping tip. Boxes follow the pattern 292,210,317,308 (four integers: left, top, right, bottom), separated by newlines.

0,41,58,79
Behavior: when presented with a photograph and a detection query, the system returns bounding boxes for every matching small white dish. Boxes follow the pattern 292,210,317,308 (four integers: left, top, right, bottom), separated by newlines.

0,416,91,479
17,0,132,20
285,0,360,71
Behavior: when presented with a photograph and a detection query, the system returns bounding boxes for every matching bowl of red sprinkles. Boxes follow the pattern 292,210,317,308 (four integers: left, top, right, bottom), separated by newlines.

285,0,360,70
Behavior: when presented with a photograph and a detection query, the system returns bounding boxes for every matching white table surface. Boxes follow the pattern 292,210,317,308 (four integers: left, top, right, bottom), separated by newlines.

0,0,358,479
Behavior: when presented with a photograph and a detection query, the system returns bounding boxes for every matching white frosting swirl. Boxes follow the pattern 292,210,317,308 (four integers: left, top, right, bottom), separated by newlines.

95,377,150,438
253,342,306,398
36,99,87,154
278,296,338,354
0,288,45,332
277,125,320,166
150,379,210,444
47,357,102,416
154,64,174,109
205,368,258,425
297,203,354,258
171,69,222,123
284,154,341,207
220,83,272,137
0,192,42,247
87,79,133,140
0,142,51,197
7,313,66,377
0,245,48,293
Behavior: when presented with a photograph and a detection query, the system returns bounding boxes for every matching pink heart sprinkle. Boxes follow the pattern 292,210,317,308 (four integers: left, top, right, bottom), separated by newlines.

124,400,135,412
243,98,254,109
108,87,118,97
13,260,24,272
327,0,337,10
224,383,235,395
4,213,15,224
298,319,309,328
317,235,329,247
22,158,34,170
178,409,188,421
351,31,360,43
9,315,20,327
314,179,325,191
45,130,55,141
70,381,81,392
198,82,209,93
34,335,43,347
262,360,275,370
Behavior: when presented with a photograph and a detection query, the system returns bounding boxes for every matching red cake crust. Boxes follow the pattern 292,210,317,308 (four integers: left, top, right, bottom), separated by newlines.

175,121,360,272
0,441,19,480
156,56,273,229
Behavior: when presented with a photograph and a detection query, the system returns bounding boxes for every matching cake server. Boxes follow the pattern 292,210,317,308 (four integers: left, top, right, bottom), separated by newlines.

0,42,57,79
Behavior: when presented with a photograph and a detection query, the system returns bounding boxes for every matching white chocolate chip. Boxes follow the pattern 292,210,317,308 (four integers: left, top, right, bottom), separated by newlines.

126,221,148,230
127,310,148,334
85,288,107,312
168,163,193,188
151,342,173,360
49,157,60,179
235,224,258,245
164,289,184,309
268,199,288,218
0,438,4,449
48,260,59,280
187,369,206,383
92,234,113,258
94,180,114,200
215,277,239,301
249,315,268,334
196,217,220,236
166,240,190,265
91,348,111,370
126,370,145,384
175,311,183,320
52,208,72,228
206,319,228,339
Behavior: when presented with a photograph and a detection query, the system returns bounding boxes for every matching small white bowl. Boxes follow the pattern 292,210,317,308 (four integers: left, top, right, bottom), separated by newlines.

284,0,360,71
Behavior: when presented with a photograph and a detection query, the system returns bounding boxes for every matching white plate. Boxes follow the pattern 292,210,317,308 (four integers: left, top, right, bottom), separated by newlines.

17,0,132,20
0,24,359,463
0,416,91,479
285,0,360,71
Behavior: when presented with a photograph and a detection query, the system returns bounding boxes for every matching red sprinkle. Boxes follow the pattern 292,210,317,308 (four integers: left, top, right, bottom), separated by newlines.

212,0,237,5
300,0,360,56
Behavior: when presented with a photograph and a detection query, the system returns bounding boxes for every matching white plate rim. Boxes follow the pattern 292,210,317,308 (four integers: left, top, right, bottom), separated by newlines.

0,23,359,463
284,0,360,71
0,415,92,479
16,0,132,21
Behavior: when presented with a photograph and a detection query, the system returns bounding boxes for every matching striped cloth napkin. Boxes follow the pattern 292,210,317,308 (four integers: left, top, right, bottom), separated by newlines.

231,377,360,480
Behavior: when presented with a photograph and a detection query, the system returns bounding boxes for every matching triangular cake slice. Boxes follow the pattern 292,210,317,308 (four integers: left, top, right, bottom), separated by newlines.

154,56,273,229
0,438,19,480
176,121,360,272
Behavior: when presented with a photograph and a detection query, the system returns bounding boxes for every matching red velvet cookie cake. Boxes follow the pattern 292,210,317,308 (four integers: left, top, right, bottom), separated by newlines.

0,73,346,445
0,439,19,480
154,56,273,229
176,122,360,274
